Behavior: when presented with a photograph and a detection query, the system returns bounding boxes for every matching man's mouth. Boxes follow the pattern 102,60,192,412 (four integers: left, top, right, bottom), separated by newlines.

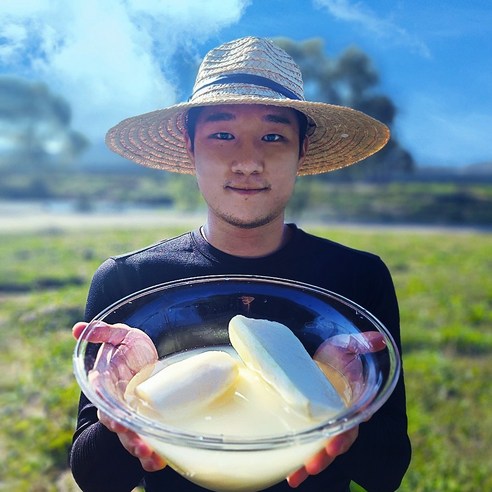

225,183,271,194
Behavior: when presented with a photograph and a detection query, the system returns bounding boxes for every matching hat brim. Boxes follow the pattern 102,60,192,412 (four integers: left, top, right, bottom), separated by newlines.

105,95,390,176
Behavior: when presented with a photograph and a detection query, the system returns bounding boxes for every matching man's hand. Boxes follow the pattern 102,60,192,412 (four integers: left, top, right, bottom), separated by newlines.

287,427,359,488
287,331,386,488
314,331,387,399
73,321,158,395
73,321,166,472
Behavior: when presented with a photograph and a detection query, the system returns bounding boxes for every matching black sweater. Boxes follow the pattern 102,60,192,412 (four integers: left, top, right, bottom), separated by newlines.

70,225,411,492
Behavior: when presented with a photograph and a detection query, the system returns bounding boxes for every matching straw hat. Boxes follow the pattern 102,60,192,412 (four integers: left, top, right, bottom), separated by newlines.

106,36,389,175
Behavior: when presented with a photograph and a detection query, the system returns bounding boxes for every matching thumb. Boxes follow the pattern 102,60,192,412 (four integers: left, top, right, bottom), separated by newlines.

72,322,89,340
359,331,387,353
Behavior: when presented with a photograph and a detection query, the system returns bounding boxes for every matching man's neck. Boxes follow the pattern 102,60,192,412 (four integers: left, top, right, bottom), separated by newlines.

201,218,292,258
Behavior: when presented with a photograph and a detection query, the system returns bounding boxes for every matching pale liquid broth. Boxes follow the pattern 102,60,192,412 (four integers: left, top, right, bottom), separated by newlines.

124,346,351,491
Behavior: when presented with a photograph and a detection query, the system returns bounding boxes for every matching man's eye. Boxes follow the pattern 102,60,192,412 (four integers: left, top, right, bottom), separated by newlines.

263,134,282,142
211,132,234,140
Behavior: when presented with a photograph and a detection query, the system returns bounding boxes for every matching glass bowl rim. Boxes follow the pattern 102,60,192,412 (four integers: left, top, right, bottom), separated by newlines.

73,274,401,449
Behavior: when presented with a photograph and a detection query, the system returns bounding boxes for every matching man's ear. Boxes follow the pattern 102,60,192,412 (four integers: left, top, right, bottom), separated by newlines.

184,132,195,164
297,136,309,171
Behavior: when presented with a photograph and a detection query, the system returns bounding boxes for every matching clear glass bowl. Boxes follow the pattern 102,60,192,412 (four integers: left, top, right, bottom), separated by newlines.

73,275,400,491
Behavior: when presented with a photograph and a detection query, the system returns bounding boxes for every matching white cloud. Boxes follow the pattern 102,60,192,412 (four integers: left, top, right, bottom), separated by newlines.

0,0,250,140
314,0,431,58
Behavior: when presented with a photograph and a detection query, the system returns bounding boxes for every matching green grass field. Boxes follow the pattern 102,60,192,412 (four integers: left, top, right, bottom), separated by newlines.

0,223,491,491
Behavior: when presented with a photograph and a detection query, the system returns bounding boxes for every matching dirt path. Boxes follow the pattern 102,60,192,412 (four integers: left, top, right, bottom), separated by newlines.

1,201,488,234
0,202,203,232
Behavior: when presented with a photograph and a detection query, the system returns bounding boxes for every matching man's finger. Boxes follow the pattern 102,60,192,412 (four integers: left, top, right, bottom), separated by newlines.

97,410,128,433
325,426,359,457
287,466,309,488
359,331,387,353
315,331,386,359
303,447,333,475
72,322,88,340
97,410,167,472
76,321,133,345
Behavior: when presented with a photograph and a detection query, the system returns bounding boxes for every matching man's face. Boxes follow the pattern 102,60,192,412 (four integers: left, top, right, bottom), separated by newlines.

185,104,307,229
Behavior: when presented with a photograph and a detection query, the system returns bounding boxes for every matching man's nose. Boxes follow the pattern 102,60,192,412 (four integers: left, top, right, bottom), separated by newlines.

231,143,264,174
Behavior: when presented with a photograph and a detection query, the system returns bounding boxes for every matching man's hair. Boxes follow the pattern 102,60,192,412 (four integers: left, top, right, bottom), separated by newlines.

185,106,309,155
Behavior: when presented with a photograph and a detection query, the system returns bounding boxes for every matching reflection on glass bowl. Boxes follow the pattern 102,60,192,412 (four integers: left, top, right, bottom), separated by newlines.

73,275,400,492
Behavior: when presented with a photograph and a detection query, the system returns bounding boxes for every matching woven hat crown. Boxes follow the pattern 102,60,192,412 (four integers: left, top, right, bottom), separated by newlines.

191,37,305,103
105,36,390,175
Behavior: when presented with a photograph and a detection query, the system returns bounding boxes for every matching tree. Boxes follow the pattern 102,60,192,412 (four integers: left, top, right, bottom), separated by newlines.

0,77,88,170
274,38,414,181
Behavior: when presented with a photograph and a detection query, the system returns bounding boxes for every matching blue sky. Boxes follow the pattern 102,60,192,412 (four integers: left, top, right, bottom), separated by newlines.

1,0,491,168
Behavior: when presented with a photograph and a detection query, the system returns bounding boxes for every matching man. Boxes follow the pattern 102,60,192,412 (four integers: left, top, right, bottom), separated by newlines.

70,36,411,491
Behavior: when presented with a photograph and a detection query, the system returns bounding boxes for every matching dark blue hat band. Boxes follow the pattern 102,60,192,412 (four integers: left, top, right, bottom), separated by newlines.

190,73,302,101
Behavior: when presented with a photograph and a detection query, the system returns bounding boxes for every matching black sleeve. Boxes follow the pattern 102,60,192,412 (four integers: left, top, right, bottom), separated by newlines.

70,259,146,491
333,257,412,491
70,396,144,491
83,258,136,321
